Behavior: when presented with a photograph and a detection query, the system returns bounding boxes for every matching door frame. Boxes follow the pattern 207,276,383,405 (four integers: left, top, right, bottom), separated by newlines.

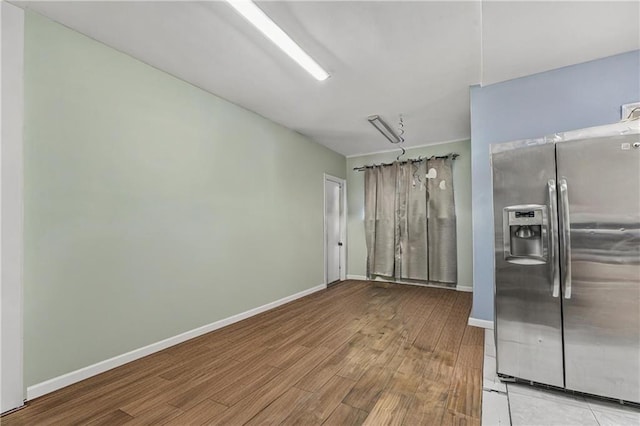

323,174,346,286
1,1,25,414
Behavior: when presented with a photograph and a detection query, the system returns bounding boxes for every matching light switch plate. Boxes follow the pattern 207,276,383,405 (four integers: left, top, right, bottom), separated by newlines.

621,102,640,120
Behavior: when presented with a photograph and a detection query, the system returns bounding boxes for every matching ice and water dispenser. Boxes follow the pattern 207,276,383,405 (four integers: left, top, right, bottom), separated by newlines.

502,205,548,265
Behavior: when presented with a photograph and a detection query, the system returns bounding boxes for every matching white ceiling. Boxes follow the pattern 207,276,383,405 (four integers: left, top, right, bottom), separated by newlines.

481,1,640,86
15,1,640,156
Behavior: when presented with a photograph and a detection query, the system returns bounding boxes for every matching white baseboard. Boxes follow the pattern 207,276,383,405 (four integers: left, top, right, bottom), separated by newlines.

347,274,472,293
468,317,494,329
26,283,327,401
346,274,367,280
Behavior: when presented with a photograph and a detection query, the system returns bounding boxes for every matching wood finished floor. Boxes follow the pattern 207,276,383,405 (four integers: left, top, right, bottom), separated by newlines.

4,280,483,425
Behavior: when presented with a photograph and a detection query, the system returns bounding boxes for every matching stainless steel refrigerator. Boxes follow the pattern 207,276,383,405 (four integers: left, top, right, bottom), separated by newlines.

491,121,640,404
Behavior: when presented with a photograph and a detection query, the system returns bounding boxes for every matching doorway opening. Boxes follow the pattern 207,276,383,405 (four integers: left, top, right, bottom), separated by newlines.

324,174,346,286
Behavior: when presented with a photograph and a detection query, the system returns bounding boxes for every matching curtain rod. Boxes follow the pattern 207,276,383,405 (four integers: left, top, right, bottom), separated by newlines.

353,153,459,171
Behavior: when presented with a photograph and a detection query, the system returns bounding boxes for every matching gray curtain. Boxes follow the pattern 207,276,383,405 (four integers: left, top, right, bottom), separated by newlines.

427,158,457,283
364,167,377,278
397,160,429,280
370,164,397,276
363,157,457,284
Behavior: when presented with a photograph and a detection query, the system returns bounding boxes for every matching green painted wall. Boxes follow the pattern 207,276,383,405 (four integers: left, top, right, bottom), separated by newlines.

23,12,345,387
346,140,472,288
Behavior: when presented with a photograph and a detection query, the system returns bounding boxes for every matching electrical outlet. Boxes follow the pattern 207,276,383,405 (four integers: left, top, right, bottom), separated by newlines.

621,102,640,120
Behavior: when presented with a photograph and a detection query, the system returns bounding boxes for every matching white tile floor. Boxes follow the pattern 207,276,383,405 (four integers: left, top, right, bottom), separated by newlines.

482,329,511,425
481,329,640,426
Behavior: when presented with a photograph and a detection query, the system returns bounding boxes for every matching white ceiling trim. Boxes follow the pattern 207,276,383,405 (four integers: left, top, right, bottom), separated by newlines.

345,137,470,159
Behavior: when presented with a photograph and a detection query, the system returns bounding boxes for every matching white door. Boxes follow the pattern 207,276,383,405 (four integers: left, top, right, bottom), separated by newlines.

325,180,342,284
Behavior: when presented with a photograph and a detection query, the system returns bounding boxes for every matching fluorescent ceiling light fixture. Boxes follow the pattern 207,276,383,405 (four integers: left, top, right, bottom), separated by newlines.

367,115,402,144
225,0,330,81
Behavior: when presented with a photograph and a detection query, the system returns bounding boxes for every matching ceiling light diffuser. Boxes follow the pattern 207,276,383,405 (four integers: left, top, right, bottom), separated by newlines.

225,0,330,81
367,115,402,144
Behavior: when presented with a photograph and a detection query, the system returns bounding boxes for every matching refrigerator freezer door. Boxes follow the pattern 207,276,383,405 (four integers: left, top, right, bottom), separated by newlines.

556,134,640,403
492,141,564,387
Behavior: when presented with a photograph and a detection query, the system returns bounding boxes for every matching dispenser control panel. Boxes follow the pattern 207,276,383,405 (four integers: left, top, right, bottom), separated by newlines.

515,211,534,218
508,209,544,226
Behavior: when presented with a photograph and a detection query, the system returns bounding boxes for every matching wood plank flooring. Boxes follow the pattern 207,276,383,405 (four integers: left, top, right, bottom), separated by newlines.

3,280,483,425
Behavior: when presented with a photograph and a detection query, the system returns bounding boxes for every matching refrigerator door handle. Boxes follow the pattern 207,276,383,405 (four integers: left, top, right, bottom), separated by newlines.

559,178,572,299
548,179,560,297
